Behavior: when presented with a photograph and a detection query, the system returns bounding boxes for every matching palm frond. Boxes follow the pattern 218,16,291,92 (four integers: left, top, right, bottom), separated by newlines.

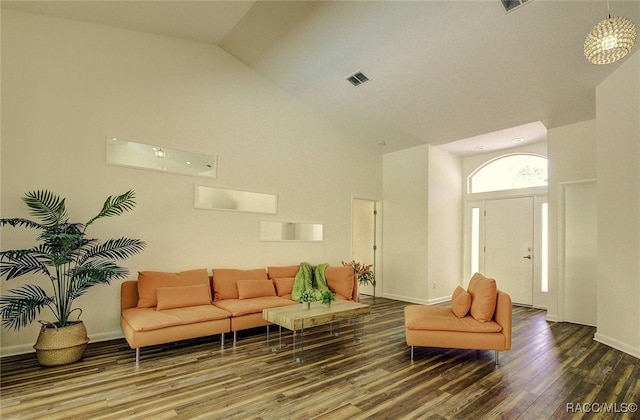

22,190,68,228
0,250,50,280
66,238,99,262
0,285,54,330
22,242,76,269
85,190,137,227
38,224,85,258
0,218,46,230
78,238,146,266
68,261,129,301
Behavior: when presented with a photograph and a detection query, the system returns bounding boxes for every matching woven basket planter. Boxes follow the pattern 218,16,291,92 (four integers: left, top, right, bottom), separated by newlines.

33,321,90,366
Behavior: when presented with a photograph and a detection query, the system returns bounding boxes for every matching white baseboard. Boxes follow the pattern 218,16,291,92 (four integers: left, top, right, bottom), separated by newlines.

90,330,125,343
381,293,449,306
0,343,35,358
428,296,451,305
594,332,640,359
1,330,125,358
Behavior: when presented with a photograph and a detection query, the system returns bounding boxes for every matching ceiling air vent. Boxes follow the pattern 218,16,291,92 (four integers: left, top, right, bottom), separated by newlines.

499,0,532,13
346,71,370,87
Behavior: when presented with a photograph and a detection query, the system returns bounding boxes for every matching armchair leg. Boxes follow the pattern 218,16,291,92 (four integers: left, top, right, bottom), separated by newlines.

135,348,140,363
233,331,237,346
495,350,499,365
411,346,414,360
221,332,225,349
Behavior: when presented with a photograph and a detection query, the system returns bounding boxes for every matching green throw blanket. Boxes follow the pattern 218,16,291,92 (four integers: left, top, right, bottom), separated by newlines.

292,262,331,302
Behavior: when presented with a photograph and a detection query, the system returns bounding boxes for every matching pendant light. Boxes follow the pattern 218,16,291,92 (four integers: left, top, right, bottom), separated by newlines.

583,0,637,65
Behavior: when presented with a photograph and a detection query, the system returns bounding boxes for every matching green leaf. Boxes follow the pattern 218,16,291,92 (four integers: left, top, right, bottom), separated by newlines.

85,190,137,227
0,250,50,280
0,285,54,330
22,190,68,228
0,218,45,230
68,261,129,301
79,238,146,265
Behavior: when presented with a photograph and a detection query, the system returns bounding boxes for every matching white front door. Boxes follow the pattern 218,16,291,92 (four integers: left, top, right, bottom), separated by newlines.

484,196,534,305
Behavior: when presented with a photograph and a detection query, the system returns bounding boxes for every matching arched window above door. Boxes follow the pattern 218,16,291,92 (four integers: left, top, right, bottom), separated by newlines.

469,154,548,194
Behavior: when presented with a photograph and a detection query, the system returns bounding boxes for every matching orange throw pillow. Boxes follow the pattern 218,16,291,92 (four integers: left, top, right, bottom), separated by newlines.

325,266,354,300
212,268,268,301
451,286,471,318
273,277,295,297
237,279,276,299
467,273,497,322
137,269,210,308
156,284,211,310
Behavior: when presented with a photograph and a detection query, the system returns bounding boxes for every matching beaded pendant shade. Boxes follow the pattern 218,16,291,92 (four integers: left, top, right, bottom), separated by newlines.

584,2,637,65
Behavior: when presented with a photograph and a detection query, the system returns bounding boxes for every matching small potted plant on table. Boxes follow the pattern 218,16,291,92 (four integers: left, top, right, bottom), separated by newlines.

321,290,335,308
299,290,315,309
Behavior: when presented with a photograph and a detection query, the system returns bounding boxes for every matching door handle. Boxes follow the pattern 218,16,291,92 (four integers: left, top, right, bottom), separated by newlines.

523,255,532,259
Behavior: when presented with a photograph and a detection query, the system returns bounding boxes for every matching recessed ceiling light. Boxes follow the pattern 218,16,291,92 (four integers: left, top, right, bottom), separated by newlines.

474,146,485,151
512,138,525,143
378,140,386,146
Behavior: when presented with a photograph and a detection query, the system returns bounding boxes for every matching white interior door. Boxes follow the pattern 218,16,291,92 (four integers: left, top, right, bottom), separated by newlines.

562,182,597,325
352,199,377,296
484,197,534,305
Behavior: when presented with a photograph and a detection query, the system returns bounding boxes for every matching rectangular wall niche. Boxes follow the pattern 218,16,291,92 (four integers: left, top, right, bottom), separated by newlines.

106,137,217,179
259,221,323,241
194,185,277,214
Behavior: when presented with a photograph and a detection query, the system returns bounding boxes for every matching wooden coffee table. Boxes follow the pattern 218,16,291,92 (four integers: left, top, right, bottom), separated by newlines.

263,300,371,362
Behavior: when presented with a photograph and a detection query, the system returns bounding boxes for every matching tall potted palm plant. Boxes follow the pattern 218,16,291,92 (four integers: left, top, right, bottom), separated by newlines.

0,190,146,366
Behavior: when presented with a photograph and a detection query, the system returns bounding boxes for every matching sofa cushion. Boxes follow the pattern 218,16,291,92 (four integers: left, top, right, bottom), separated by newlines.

267,265,300,279
404,305,502,333
137,269,210,308
451,286,472,318
325,266,354,300
212,268,267,301
122,305,231,332
273,277,295,297
156,283,211,310
213,296,296,317
237,279,276,299
467,273,498,322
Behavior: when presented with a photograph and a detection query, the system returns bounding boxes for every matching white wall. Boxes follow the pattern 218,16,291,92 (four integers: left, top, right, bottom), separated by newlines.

426,146,462,298
546,119,597,322
382,144,461,304
0,11,382,355
595,49,640,358
382,145,430,302
562,181,597,326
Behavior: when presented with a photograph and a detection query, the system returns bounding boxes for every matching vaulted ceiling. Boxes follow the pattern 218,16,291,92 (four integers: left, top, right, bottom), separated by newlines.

4,0,639,155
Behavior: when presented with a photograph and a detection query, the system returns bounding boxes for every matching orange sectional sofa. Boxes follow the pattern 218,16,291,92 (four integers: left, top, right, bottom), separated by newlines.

120,265,358,362
404,273,512,365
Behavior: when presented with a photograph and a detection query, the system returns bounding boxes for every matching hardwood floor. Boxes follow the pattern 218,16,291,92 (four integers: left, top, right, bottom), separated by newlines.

1,296,638,419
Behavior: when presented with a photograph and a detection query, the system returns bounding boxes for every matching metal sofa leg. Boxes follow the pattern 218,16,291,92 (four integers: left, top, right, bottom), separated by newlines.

221,332,225,349
411,346,414,360
233,331,237,346
495,350,500,365
135,348,140,363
